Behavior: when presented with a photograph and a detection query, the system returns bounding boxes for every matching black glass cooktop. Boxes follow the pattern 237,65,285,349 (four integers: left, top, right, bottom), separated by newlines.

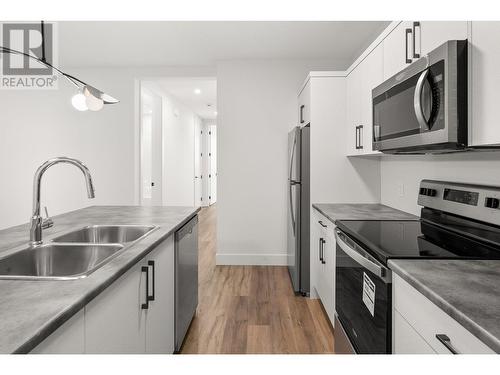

336,218,500,265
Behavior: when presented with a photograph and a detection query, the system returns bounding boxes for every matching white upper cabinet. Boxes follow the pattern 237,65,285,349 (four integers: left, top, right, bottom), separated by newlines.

359,43,384,154
470,21,500,146
298,80,311,125
346,43,383,155
417,21,468,57
346,66,362,155
383,21,414,80
383,21,467,82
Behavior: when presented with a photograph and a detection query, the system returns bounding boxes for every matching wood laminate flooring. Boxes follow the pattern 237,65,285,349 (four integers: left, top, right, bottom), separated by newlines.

180,204,335,354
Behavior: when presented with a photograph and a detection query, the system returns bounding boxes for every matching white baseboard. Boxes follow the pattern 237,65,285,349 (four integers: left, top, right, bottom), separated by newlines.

215,252,288,266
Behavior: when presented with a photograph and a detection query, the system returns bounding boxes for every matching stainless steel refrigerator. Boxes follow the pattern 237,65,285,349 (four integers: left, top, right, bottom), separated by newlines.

287,125,310,295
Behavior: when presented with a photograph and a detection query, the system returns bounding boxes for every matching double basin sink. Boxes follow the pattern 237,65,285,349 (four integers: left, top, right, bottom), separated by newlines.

0,225,157,280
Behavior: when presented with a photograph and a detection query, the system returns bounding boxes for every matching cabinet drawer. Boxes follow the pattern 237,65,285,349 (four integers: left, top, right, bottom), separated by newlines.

394,274,494,354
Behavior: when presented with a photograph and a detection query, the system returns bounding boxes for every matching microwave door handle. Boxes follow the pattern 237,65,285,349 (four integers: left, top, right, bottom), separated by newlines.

414,69,430,130
335,230,389,279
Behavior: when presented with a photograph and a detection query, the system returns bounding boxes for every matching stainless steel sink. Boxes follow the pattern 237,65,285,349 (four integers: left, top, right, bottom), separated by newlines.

52,225,157,244
0,243,124,280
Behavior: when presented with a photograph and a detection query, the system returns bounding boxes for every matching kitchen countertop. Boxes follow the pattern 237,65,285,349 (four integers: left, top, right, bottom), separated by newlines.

389,259,500,353
312,203,418,223
0,205,200,354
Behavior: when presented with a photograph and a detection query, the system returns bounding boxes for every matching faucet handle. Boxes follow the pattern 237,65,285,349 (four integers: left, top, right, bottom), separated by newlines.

42,206,54,229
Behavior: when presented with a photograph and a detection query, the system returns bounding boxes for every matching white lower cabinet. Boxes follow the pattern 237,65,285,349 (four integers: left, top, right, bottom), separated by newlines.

394,310,435,354
311,210,336,326
31,234,176,354
84,259,147,353
393,274,494,354
145,236,175,354
31,310,85,354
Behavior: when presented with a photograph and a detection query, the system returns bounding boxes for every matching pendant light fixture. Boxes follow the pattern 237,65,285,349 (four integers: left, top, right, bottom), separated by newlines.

0,21,119,111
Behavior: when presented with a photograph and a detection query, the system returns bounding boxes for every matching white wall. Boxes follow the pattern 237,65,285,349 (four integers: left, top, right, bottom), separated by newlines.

0,66,215,230
380,152,500,215
216,59,339,265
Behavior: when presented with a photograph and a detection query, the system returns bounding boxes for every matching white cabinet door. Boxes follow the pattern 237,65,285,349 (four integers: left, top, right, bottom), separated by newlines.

359,43,384,154
383,21,413,80
85,261,147,354
346,66,362,155
470,21,500,146
418,21,468,57
145,236,175,354
394,310,436,354
322,227,336,325
298,80,311,125
31,310,85,354
310,212,321,298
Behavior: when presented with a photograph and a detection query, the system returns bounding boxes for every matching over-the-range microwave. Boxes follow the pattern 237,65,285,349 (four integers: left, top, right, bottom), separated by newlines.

372,40,468,154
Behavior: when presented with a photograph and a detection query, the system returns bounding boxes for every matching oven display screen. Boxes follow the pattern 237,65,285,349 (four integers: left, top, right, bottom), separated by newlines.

443,188,479,206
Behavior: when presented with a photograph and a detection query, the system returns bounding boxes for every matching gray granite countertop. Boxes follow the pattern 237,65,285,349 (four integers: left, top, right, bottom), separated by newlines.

312,203,418,223
0,205,199,354
389,259,500,353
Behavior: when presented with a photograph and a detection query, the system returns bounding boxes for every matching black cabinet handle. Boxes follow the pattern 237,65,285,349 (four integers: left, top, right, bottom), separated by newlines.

148,260,155,302
435,334,459,354
300,105,305,124
319,238,323,263
318,220,327,228
405,28,412,64
412,21,420,59
355,126,359,149
321,239,326,264
141,266,149,310
358,125,364,149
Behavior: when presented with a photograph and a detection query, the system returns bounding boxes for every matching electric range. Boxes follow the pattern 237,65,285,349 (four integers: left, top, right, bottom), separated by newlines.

333,180,500,354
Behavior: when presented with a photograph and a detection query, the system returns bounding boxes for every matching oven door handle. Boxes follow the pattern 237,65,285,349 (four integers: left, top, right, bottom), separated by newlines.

335,230,390,279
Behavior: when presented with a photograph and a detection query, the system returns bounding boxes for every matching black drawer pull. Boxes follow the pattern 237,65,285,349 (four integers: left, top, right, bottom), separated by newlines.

141,266,149,309
318,220,327,228
148,260,155,302
436,334,459,354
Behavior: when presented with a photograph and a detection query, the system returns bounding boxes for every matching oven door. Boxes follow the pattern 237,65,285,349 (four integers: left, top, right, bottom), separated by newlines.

335,230,392,354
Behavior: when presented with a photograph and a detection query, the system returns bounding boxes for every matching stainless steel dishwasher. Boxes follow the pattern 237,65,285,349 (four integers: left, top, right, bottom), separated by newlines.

174,215,199,352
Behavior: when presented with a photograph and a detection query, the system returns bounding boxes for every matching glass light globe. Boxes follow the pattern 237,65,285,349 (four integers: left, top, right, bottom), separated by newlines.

85,94,104,111
71,92,88,111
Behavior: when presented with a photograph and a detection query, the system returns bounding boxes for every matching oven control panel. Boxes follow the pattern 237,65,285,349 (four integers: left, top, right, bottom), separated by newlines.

418,180,500,226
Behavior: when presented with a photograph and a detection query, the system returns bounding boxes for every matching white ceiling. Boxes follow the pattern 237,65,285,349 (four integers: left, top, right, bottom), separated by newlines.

58,21,390,69
148,78,217,120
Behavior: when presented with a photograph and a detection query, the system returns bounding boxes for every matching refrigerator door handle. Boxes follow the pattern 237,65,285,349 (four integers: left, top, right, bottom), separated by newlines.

289,130,297,182
289,184,296,236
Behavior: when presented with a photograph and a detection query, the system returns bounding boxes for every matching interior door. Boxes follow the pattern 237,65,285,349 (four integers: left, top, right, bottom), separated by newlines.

193,117,202,206
140,88,163,206
209,125,217,204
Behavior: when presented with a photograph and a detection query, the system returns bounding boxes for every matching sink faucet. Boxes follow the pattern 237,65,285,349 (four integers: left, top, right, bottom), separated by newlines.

30,157,95,246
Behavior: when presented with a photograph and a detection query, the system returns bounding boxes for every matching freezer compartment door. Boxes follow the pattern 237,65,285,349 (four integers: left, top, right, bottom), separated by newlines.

287,182,301,292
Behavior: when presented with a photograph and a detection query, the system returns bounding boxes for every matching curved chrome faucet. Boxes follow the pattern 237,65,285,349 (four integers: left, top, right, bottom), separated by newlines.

30,157,95,246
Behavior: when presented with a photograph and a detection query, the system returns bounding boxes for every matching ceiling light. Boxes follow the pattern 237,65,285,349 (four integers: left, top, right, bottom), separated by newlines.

0,20,119,112
71,91,88,111
194,88,201,95
214,111,218,116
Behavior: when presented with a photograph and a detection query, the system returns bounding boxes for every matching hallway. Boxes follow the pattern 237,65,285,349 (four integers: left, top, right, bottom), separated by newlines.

181,205,335,354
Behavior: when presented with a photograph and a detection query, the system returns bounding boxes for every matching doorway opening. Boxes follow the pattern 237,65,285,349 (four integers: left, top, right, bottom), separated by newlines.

138,77,217,207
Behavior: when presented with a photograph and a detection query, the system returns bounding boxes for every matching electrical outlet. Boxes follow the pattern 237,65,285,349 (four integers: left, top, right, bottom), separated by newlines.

398,182,405,198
